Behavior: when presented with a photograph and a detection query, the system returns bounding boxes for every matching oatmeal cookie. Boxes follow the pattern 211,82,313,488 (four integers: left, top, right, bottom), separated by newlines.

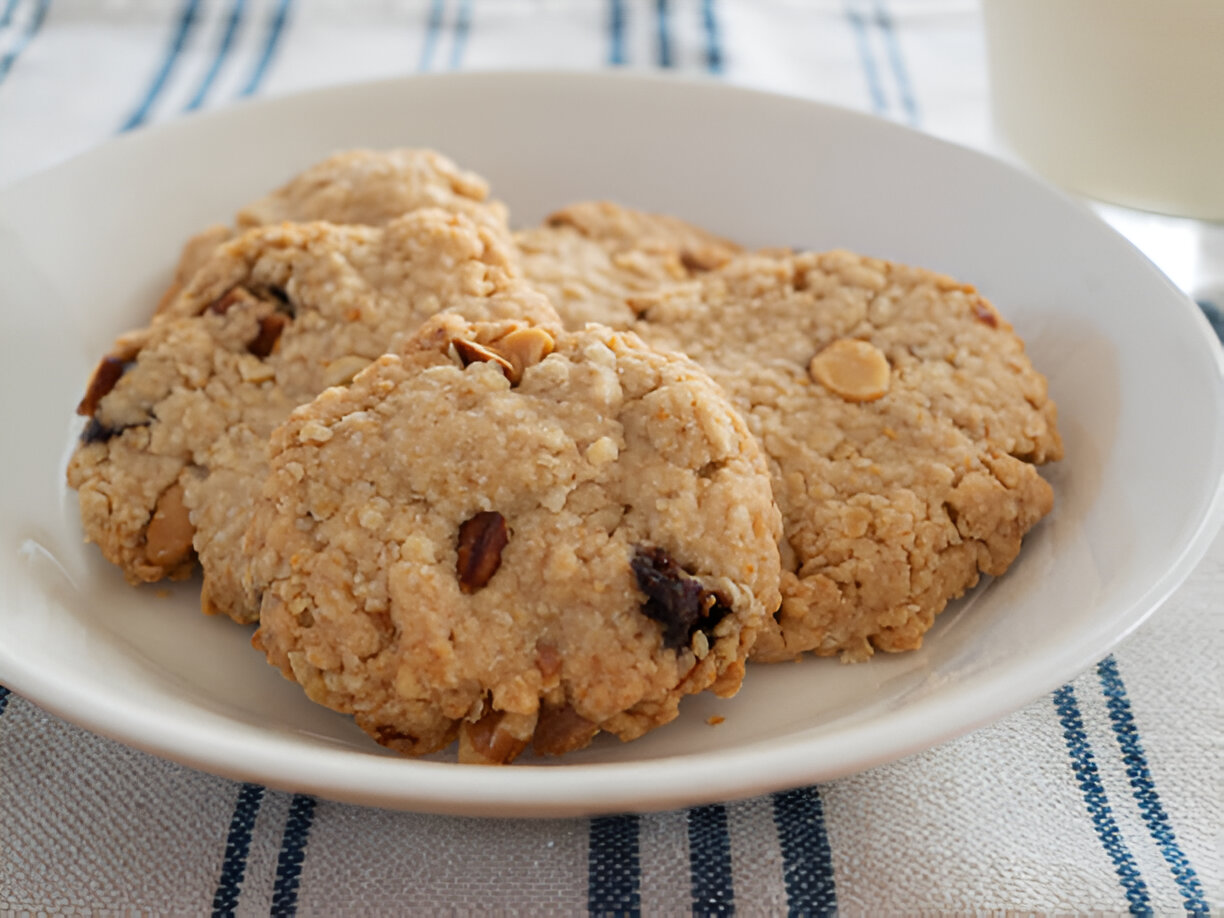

521,211,1061,660
69,210,558,623
246,315,782,762
156,149,510,314
515,201,742,329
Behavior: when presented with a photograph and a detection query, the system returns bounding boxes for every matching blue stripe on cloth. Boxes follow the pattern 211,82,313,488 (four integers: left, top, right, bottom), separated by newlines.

688,804,734,916
119,0,200,131
608,0,626,66
185,0,245,111
238,0,289,97
0,0,50,88
1097,657,1210,915
701,0,723,74
0,0,20,30
844,0,886,115
1196,300,1224,344
449,0,471,70
655,0,672,68
0,685,10,717
587,814,641,915
210,782,266,918
873,0,918,126
772,786,837,916
419,0,444,72
270,793,316,917
1053,683,1152,915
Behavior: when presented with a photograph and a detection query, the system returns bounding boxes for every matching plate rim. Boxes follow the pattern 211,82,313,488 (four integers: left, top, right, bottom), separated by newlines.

2,69,1223,818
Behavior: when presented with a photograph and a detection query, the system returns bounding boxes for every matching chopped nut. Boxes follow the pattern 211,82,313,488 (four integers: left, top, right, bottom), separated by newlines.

533,703,600,756
454,328,555,385
692,630,710,659
493,327,555,383
145,482,194,567
209,286,258,315
77,356,129,417
248,313,289,358
322,355,372,388
679,248,725,273
972,299,1000,328
585,436,619,466
458,710,538,765
238,356,276,384
456,510,508,593
297,420,333,444
453,338,513,380
535,643,562,681
808,338,891,402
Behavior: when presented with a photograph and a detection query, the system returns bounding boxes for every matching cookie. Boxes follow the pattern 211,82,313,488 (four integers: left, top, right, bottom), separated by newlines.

246,315,782,762
520,207,1061,660
515,201,742,329
69,210,559,624
156,149,510,314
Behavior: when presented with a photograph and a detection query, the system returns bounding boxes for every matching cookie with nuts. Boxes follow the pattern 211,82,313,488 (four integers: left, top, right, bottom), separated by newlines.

156,148,511,315
245,314,782,763
68,210,559,624
522,224,1062,661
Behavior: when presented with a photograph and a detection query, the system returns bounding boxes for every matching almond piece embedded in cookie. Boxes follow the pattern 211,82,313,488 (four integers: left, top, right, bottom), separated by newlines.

808,338,891,403
322,355,373,388
454,326,557,385
493,326,555,383
453,338,515,381
458,710,538,765
145,482,194,569
246,315,782,762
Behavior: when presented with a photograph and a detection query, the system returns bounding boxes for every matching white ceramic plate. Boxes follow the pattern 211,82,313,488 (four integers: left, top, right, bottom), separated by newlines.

2,73,1222,818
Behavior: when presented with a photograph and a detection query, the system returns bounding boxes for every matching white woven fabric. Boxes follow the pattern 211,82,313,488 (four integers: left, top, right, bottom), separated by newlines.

1,2,1221,914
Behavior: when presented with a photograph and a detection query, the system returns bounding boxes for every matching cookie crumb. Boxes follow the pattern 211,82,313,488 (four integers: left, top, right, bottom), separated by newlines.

706,715,725,726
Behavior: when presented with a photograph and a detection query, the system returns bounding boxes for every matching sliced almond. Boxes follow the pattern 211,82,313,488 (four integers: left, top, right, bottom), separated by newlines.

532,703,599,757
458,710,538,765
492,327,555,383
808,338,891,403
322,355,372,388
146,482,194,568
453,338,513,381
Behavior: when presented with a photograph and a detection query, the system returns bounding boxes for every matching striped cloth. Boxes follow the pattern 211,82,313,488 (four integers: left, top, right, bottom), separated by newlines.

1,2,1221,914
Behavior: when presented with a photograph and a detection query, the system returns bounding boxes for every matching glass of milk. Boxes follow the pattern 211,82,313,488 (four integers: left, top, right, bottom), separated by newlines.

982,0,1224,221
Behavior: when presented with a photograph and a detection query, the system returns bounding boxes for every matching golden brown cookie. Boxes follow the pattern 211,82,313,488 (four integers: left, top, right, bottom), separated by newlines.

246,315,782,762
155,148,510,314
519,206,1061,660
68,211,558,623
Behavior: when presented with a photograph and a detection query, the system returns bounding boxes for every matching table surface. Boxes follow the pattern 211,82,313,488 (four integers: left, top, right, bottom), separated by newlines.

0,1,1220,914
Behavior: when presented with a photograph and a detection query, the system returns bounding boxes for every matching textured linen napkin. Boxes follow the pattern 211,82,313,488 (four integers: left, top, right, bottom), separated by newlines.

1,1,1221,914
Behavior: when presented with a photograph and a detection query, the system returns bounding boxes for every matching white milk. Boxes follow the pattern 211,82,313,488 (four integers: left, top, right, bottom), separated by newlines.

983,0,1224,220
